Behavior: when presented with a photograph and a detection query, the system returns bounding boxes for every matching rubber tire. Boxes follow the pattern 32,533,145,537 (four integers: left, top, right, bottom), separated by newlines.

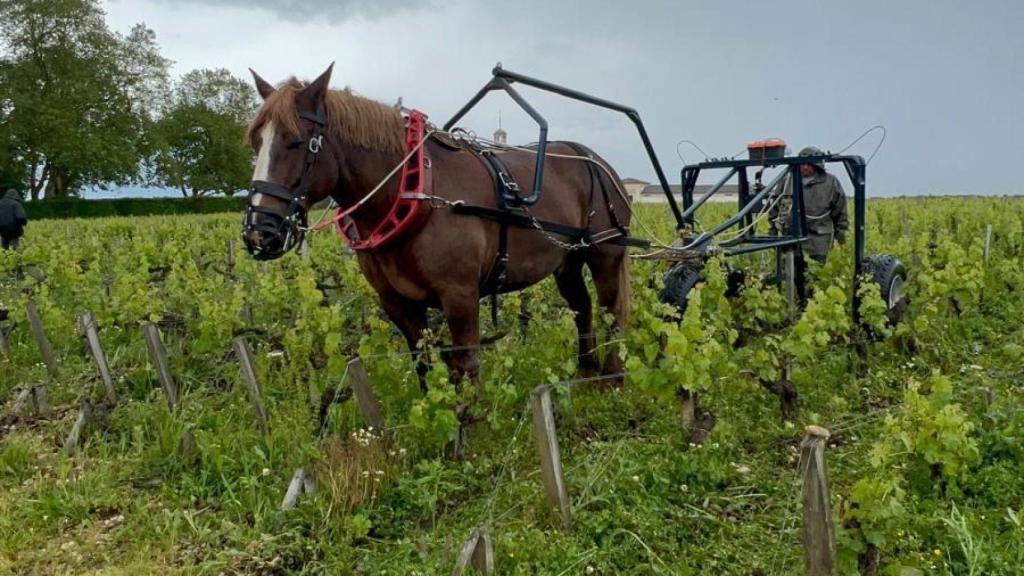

659,264,702,316
726,268,747,298
863,254,908,326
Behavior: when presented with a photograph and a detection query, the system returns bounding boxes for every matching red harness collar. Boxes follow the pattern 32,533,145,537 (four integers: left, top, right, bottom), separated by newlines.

320,110,432,251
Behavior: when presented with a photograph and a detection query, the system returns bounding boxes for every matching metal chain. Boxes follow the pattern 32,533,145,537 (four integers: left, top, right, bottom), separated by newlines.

421,193,593,252
522,207,591,252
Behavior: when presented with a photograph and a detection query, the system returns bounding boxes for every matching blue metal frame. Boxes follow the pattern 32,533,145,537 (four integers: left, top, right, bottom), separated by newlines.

679,154,868,323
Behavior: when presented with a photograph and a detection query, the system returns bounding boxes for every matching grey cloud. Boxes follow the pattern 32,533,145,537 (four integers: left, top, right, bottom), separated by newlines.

152,0,433,23
108,0,1024,197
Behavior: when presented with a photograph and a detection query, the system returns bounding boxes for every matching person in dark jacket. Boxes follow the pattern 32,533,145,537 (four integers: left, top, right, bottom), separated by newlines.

768,146,849,263
0,189,28,250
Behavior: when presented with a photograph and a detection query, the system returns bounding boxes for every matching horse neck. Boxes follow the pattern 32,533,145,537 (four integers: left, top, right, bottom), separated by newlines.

330,139,404,233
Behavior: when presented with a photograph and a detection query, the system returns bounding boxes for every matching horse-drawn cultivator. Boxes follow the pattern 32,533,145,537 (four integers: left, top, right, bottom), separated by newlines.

241,63,909,450
447,64,908,325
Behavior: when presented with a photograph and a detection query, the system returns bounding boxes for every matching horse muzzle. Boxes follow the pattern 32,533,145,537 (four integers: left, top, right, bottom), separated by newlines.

242,180,307,261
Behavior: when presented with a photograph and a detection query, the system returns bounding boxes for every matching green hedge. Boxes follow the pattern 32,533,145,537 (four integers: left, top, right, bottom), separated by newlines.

24,196,246,220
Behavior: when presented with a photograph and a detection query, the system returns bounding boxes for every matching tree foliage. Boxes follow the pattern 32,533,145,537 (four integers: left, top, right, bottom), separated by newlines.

149,68,257,197
0,0,170,199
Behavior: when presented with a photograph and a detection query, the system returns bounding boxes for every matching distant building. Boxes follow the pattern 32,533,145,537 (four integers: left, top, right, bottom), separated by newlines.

621,178,649,201
494,112,507,145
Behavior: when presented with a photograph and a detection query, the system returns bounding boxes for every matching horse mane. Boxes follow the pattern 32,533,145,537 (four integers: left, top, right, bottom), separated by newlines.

246,78,405,155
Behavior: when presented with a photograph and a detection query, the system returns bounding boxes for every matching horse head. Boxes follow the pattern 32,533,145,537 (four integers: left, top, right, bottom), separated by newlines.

242,64,339,260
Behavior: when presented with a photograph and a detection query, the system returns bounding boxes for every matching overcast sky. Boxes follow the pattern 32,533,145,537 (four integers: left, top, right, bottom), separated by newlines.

102,0,1024,197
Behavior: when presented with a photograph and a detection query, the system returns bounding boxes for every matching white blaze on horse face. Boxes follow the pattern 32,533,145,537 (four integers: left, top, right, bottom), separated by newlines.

252,122,276,184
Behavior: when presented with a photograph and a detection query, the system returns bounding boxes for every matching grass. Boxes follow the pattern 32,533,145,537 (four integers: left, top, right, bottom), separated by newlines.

1,200,1023,573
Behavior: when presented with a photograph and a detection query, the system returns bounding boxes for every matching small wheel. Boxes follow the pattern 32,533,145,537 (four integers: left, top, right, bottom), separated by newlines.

863,254,908,326
659,264,702,315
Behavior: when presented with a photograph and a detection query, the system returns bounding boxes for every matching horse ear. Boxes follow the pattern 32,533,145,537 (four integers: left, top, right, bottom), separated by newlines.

302,62,334,105
249,68,275,100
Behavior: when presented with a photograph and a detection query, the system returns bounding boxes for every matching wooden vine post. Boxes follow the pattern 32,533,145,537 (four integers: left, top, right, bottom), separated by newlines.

240,300,253,326
281,467,317,510
782,249,798,322
26,301,57,379
23,301,55,418
226,239,235,279
178,424,197,463
142,323,178,410
347,357,385,434
0,326,10,359
452,528,495,575
80,312,116,404
232,337,269,434
983,224,993,264
530,384,572,532
7,388,32,418
800,425,837,576
63,402,93,455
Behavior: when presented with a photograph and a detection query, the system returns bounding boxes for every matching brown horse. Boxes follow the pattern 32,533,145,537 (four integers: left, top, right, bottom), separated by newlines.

243,64,632,397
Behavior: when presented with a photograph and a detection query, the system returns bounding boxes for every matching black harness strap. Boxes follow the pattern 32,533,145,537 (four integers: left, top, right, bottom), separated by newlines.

459,142,652,323
452,203,650,247
561,141,629,238
471,149,517,324
452,204,585,239
477,151,515,296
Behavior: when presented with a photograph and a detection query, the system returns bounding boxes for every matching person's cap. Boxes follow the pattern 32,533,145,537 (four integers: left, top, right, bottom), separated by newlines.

798,146,826,171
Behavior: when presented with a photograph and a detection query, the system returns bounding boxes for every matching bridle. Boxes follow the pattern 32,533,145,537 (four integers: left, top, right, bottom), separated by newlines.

242,104,326,260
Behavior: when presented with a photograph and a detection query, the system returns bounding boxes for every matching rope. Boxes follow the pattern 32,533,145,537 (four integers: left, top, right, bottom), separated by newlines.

298,125,801,263
675,139,710,166
836,125,887,165
355,329,608,362
477,401,532,525
300,129,439,233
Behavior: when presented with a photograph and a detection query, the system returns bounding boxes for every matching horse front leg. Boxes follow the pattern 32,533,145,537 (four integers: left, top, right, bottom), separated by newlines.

378,292,430,394
439,289,481,392
439,289,481,458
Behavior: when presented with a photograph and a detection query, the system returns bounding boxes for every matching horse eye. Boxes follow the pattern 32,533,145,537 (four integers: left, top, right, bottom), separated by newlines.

286,140,304,150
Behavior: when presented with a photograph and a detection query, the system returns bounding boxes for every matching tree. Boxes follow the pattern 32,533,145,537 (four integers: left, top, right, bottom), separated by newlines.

149,68,256,198
0,0,169,198
174,68,257,123
0,59,24,191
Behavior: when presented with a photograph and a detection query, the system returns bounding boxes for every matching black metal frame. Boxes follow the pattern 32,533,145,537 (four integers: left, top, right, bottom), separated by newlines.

678,154,868,322
445,64,681,221
446,65,870,322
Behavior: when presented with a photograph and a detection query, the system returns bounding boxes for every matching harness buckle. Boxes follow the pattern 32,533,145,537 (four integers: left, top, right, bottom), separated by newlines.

309,135,323,154
499,170,519,192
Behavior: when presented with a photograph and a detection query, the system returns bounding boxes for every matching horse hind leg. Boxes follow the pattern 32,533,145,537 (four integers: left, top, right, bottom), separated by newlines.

554,255,600,378
588,248,630,386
